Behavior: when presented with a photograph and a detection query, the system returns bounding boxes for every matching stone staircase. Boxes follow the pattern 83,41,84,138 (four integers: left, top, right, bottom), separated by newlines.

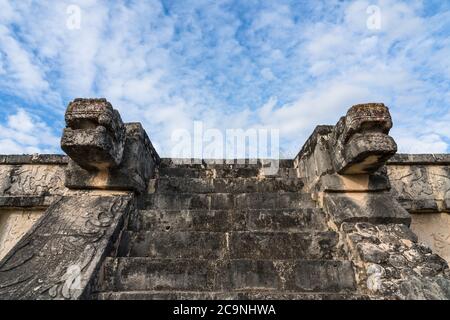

3,101,448,301
95,160,360,300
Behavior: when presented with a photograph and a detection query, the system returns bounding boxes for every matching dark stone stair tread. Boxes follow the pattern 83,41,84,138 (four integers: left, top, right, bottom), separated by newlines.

96,291,240,300
129,208,327,232
96,291,368,300
157,167,297,178
100,258,356,293
234,193,314,209
117,230,339,259
143,192,315,210
130,209,232,232
228,231,338,260
149,177,305,193
159,158,294,169
118,230,227,259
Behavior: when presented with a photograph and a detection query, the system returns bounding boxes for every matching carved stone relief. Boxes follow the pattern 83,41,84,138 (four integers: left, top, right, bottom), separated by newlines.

388,165,450,212
0,164,66,197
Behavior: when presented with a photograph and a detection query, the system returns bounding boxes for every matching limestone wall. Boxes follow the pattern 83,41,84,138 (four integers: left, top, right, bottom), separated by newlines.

0,155,68,261
0,155,68,204
387,154,450,263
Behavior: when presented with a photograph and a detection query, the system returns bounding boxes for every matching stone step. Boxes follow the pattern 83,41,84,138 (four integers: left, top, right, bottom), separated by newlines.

118,231,226,259
157,167,297,179
100,258,356,293
234,193,314,210
159,158,294,169
143,192,315,210
96,291,368,300
129,208,327,232
149,177,304,194
117,231,338,260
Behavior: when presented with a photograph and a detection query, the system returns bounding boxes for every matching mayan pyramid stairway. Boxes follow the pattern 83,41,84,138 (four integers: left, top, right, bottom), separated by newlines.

95,159,360,300
1,99,449,300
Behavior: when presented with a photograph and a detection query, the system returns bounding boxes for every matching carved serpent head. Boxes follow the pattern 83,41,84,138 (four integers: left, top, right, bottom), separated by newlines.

331,103,397,174
61,98,126,171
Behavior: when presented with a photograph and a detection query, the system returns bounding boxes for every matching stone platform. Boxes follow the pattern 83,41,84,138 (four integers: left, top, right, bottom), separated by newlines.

0,99,449,300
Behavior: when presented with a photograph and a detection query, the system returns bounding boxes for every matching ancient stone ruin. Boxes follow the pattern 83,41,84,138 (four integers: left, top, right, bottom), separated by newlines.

0,98,449,300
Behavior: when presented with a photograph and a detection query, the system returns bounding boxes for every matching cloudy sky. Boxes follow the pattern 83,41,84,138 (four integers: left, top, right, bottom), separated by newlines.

0,0,449,157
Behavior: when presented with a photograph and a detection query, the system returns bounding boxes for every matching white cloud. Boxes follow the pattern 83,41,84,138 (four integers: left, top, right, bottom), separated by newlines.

395,133,448,154
251,0,450,155
260,68,276,81
0,0,449,157
0,0,16,24
0,26,50,95
0,109,59,154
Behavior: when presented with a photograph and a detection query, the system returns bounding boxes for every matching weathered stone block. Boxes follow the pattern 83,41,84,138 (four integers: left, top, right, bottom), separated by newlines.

61,98,125,171
331,104,397,174
217,260,281,291
323,192,411,225
337,133,397,174
61,99,160,193
101,258,356,294
0,164,66,205
228,231,338,260
319,173,390,192
387,162,450,213
96,291,241,300
118,231,226,259
241,208,327,232
213,177,304,193
129,209,232,232
341,222,450,300
145,193,204,210
344,103,393,138
290,260,356,292
101,258,216,292
234,192,315,209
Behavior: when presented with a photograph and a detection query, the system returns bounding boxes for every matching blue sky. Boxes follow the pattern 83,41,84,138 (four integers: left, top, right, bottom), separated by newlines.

0,0,449,157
